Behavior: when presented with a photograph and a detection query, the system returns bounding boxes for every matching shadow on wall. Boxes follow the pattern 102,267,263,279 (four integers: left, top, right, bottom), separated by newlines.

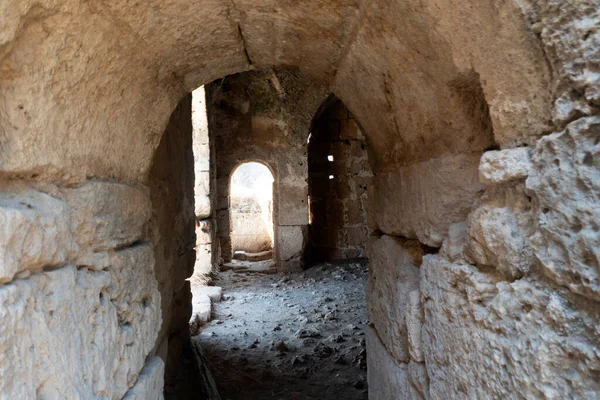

306,96,372,264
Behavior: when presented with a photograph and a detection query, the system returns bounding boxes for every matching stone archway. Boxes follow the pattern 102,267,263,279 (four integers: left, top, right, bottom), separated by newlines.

1,1,599,398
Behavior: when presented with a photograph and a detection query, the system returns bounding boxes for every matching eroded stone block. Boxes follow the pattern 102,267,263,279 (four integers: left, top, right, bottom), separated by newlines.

190,293,212,324
527,116,600,301
479,147,531,184
0,250,161,399
0,182,75,283
465,184,535,280
421,254,600,398
63,181,151,254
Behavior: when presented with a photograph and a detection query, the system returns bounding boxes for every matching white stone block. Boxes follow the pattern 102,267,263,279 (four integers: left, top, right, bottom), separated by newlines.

479,147,531,184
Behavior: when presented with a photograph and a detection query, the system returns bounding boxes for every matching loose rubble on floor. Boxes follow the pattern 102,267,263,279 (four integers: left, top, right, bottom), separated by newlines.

191,261,369,400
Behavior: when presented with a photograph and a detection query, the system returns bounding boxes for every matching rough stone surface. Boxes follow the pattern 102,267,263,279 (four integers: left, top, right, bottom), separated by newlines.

366,326,410,400
0,243,161,399
527,116,600,301
439,222,469,262
421,254,600,399
373,153,484,246
367,235,423,363
0,182,75,283
123,357,165,400
63,181,151,256
479,147,531,184
533,0,600,125
466,184,535,280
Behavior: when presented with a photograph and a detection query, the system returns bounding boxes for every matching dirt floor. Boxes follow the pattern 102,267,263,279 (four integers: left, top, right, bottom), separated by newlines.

193,261,369,400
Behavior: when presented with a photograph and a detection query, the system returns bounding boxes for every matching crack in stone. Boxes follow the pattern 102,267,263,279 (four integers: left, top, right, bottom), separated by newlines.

237,23,253,66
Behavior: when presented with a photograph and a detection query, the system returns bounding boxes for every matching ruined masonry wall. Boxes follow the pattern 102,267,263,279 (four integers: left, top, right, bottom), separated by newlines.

206,69,330,272
307,99,372,262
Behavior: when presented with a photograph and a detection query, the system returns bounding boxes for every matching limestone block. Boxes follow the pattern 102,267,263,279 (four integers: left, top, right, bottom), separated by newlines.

526,116,600,301
465,184,535,280
123,357,165,400
366,181,378,231
553,90,596,127
216,210,230,238
63,181,151,254
0,245,161,399
277,183,309,226
408,362,429,400
190,293,212,324
421,254,600,398
440,222,468,262
367,235,422,363
193,285,222,302
479,147,531,184
277,225,305,261
106,244,162,336
373,153,483,247
0,182,76,283
366,326,410,400
405,290,424,362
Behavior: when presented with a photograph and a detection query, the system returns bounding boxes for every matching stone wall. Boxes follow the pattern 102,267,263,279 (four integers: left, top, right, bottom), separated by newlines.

361,2,600,398
191,87,219,286
0,182,163,398
307,97,372,262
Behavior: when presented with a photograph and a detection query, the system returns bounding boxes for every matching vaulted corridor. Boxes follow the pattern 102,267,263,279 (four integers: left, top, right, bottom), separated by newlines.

1,0,599,398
